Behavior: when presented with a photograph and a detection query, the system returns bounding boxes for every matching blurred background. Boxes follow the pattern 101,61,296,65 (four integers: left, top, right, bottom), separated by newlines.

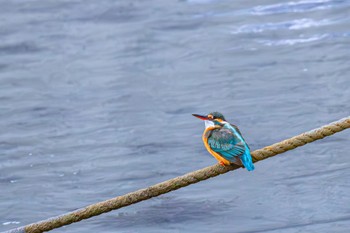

1,0,350,232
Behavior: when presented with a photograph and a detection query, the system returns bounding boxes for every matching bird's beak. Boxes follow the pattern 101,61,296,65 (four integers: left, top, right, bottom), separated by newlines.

192,114,209,120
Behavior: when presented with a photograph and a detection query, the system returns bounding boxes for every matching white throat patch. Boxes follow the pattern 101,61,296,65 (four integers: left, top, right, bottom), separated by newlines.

204,120,215,129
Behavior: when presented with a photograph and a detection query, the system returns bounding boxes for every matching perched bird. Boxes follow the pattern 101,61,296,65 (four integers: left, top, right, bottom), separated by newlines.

193,112,255,171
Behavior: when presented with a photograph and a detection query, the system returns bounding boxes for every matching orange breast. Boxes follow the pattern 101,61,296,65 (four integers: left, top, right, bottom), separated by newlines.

202,126,231,165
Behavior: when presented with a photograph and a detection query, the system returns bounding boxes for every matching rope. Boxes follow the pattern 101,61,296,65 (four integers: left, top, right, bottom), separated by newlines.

4,116,350,233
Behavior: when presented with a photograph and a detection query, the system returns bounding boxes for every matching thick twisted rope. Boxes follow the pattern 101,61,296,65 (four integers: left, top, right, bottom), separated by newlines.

4,117,350,233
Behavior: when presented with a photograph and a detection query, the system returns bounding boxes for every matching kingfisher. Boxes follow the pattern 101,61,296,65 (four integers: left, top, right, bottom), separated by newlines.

193,112,255,171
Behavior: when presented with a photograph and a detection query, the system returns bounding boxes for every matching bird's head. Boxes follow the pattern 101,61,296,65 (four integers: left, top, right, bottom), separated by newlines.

192,112,227,128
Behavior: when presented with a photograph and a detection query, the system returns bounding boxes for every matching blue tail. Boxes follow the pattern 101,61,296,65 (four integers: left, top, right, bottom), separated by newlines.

240,152,255,171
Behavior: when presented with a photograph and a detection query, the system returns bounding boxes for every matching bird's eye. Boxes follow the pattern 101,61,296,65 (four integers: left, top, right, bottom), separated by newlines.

208,114,213,119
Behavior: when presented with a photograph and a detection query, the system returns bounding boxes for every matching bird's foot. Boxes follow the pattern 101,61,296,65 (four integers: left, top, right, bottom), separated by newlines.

219,161,226,167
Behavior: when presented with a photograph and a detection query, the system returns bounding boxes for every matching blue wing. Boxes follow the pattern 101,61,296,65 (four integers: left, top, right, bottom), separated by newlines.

208,123,255,171
208,128,245,165
230,124,250,150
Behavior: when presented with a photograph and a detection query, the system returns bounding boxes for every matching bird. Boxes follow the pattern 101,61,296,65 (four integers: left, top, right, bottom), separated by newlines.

192,112,255,171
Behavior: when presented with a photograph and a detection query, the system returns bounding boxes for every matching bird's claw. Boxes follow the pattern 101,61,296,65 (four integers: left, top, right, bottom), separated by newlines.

219,161,226,167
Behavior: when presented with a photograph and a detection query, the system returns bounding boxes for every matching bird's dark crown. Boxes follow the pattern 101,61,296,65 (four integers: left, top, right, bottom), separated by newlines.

208,112,226,121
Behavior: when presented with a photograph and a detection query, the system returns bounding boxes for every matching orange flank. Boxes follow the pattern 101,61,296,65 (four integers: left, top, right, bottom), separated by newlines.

202,126,231,166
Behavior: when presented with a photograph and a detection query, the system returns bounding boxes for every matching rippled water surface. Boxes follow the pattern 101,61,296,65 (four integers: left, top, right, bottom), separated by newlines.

1,0,350,232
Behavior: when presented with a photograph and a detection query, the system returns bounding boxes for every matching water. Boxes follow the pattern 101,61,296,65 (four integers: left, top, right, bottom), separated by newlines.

1,0,350,232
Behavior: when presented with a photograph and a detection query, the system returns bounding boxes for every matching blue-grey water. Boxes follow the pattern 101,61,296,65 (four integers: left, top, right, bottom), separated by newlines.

1,0,350,232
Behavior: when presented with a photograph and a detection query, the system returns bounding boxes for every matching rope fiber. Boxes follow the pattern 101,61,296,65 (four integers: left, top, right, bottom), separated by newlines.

4,116,350,233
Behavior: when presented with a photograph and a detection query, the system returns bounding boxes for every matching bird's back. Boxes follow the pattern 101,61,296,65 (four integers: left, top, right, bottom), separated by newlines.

209,128,241,150
207,126,245,166
206,123,255,171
